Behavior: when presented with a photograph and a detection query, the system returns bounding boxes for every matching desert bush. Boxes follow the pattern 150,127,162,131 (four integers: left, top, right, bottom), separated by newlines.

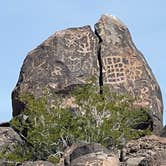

1,84,151,163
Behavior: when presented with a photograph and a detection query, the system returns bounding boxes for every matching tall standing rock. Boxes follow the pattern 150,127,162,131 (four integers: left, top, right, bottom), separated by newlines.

12,26,99,116
12,14,163,135
95,14,163,135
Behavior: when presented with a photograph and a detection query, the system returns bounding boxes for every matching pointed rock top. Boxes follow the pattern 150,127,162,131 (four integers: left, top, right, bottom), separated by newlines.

95,14,130,46
97,14,127,28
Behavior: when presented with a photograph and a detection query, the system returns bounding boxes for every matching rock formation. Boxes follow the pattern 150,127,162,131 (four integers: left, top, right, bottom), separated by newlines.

58,143,120,166
0,127,22,152
0,127,23,165
5,14,164,165
124,135,166,165
161,125,166,137
12,26,99,116
95,14,163,135
53,136,166,166
12,14,163,135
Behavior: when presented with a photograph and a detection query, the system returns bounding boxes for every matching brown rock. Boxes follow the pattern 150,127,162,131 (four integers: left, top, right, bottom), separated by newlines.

71,153,120,166
12,26,99,116
124,135,166,165
0,127,22,152
61,143,119,166
0,127,23,165
160,125,166,137
22,161,55,166
12,14,163,135
63,143,111,165
95,14,163,135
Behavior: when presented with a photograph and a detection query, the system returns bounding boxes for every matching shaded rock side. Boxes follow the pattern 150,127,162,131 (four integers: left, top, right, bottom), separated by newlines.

12,26,99,116
95,14,163,135
160,125,166,137
124,135,166,165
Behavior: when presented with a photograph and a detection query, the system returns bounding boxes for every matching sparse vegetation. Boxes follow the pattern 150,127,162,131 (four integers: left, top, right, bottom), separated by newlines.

0,84,151,164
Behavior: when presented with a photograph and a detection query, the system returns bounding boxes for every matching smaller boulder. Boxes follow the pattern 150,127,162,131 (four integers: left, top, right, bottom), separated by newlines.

61,143,119,166
0,127,22,152
22,161,54,166
71,153,120,166
0,127,23,165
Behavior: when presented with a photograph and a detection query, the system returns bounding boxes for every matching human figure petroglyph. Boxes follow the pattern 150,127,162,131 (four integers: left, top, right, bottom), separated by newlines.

51,66,63,76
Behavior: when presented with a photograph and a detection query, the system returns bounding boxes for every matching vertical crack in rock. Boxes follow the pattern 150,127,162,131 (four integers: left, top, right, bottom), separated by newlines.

11,14,163,135
95,29,103,94
94,14,163,135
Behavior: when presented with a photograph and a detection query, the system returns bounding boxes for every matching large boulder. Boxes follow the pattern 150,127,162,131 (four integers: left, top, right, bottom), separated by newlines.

12,26,99,116
12,14,163,135
95,14,163,135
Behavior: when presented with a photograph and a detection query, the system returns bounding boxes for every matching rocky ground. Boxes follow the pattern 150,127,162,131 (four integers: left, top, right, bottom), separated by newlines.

0,126,166,165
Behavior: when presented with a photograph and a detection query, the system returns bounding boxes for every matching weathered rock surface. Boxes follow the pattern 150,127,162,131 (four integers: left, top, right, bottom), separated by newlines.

0,127,22,152
10,14,164,165
161,125,166,137
124,135,166,165
95,14,163,135
59,143,120,166
70,154,120,166
0,127,23,165
22,161,55,166
12,26,99,116
12,14,163,135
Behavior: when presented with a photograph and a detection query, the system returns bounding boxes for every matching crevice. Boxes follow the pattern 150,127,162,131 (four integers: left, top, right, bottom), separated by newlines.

95,29,103,94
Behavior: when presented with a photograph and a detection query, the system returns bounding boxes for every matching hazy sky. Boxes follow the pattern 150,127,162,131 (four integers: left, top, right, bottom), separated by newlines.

0,0,165,125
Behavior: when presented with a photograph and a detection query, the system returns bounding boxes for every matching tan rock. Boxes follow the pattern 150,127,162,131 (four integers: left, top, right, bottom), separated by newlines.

102,156,120,166
22,161,54,166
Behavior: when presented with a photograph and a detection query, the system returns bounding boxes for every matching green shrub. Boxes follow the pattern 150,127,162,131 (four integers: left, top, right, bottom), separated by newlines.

4,84,151,163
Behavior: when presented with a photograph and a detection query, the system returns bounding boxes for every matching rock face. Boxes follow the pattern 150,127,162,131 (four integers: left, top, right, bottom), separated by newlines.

12,26,99,116
59,143,120,166
124,135,166,165
0,127,22,152
58,139,166,165
95,14,163,134
0,127,23,165
12,14,163,135
161,125,166,137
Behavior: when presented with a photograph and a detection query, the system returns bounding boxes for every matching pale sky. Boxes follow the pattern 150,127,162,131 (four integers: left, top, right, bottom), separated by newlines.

0,0,165,125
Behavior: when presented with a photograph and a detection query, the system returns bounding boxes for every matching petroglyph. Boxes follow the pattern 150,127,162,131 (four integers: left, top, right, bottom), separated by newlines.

12,14,163,135
102,53,143,85
95,14,163,134
51,66,63,76
12,26,99,117
103,55,126,84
